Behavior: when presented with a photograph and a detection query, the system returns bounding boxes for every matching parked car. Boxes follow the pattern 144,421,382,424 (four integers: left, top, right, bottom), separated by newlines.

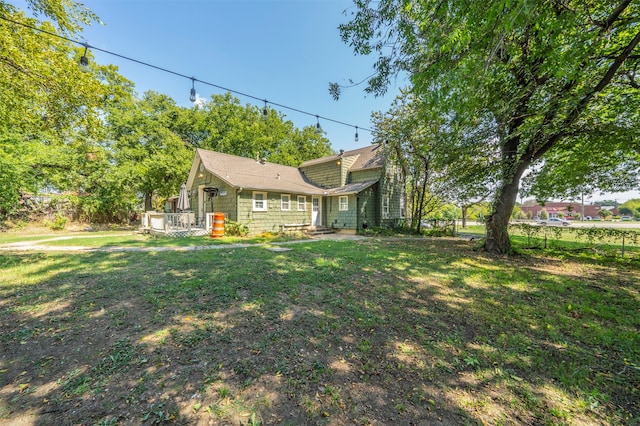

539,218,570,226
621,215,632,221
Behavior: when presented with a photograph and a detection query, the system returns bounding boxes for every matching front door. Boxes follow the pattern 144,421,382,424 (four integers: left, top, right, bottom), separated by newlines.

312,196,322,226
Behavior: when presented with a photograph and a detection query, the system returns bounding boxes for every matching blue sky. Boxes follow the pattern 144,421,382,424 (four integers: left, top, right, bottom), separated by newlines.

72,0,405,153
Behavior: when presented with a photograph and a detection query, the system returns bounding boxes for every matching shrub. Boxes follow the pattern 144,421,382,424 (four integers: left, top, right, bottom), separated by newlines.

224,219,249,237
44,214,68,231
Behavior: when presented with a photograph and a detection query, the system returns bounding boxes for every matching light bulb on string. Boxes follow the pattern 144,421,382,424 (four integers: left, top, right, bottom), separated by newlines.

79,43,89,72
0,14,381,140
262,100,268,120
189,77,197,103
355,126,359,142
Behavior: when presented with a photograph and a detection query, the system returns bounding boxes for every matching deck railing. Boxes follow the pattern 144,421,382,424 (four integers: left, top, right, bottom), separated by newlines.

142,212,213,234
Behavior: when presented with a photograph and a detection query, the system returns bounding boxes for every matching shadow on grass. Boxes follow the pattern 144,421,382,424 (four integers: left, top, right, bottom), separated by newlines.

0,238,638,425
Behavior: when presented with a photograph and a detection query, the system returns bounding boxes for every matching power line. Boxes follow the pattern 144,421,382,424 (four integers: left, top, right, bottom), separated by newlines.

0,14,376,136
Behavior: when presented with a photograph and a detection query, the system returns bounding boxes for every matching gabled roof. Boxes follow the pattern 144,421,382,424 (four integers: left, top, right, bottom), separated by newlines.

190,149,324,195
299,143,386,170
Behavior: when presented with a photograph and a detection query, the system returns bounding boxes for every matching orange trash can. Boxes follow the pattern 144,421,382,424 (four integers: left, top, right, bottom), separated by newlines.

211,212,225,238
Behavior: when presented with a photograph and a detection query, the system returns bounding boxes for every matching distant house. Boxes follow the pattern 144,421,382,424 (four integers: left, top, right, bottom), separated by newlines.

520,202,619,219
184,144,406,235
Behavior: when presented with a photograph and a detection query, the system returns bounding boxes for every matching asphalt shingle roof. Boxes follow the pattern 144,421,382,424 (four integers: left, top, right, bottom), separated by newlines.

197,149,324,195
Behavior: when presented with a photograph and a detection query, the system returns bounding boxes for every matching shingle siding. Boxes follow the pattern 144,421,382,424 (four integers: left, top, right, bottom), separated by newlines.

357,186,378,229
300,161,343,188
380,163,405,226
326,194,357,229
350,169,381,183
236,191,312,235
192,175,238,221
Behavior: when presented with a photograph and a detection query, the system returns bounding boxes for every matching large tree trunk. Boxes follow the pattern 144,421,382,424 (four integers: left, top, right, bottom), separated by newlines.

144,192,153,212
461,205,468,229
484,172,523,254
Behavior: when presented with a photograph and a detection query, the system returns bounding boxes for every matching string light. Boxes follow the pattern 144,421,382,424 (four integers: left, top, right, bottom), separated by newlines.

0,14,375,140
79,42,89,72
189,77,197,102
262,100,268,120
355,126,359,142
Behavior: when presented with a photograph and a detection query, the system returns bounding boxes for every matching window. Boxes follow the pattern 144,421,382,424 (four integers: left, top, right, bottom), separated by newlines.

297,196,306,211
253,191,267,211
383,196,390,219
339,196,348,211
281,194,291,211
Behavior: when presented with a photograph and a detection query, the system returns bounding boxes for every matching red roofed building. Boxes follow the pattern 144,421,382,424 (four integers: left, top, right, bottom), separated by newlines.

520,202,619,220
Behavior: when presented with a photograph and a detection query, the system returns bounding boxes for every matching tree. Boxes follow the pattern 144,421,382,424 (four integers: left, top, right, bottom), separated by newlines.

189,93,333,166
539,209,549,220
599,208,612,219
618,199,640,217
106,91,194,211
335,0,640,254
0,1,125,220
371,92,493,231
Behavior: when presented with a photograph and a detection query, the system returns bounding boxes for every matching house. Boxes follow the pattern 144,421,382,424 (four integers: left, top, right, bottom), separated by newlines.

184,143,406,235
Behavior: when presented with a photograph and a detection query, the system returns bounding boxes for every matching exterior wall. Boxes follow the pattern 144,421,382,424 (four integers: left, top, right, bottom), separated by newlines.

380,163,406,226
300,154,359,188
236,190,312,234
191,174,237,222
349,168,381,183
357,185,378,229
326,194,357,230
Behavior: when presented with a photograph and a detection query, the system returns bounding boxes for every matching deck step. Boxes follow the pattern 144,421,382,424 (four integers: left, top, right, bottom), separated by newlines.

306,226,336,236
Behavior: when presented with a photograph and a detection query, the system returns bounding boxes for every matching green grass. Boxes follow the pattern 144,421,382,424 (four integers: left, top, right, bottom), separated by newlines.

0,230,304,248
0,237,638,425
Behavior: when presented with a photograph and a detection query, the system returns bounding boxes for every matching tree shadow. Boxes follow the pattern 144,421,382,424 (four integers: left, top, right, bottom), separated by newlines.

0,238,638,424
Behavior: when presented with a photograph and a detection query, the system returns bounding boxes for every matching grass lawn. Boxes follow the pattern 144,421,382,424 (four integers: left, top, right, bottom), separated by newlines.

0,236,638,425
0,229,302,248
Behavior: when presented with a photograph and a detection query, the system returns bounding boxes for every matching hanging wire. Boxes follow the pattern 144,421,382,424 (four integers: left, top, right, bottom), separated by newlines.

0,14,375,137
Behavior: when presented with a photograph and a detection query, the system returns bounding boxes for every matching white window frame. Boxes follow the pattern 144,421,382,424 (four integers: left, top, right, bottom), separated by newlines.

297,196,306,211
253,191,267,212
339,196,348,211
281,194,291,211
383,195,390,219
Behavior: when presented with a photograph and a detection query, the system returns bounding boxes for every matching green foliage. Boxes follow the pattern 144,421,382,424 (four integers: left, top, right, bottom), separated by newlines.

43,214,67,230
539,209,549,220
509,223,640,256
338,0,640,254
619,199,640,218
599,209,612,219
224,219,249,237
185,93,333,166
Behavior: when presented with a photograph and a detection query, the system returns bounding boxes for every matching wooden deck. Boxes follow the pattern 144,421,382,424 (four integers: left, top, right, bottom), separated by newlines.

141,212,213,237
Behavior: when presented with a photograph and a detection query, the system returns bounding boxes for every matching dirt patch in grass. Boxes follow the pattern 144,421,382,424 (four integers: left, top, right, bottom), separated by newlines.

1,238,638,425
